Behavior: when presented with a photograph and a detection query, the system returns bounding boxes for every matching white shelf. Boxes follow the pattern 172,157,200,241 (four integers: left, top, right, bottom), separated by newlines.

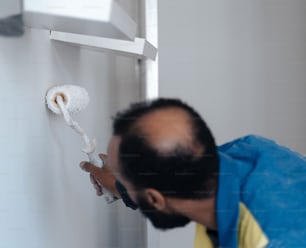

23,0,137,40
0,0,22,18
50,31,158,60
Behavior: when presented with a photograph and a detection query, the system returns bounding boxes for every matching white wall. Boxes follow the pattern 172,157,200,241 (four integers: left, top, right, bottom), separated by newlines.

159,0,306,153
158,0,306,247
0,2,146,248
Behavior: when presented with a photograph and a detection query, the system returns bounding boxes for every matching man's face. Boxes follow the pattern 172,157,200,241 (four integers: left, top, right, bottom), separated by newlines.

107,136,190,230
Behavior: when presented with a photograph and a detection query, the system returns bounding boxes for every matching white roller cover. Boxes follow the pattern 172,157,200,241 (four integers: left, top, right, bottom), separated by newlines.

46,84,89,115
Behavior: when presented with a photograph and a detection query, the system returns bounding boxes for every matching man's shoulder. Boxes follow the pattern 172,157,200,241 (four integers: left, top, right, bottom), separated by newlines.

223,134,275,144
218,134,275,152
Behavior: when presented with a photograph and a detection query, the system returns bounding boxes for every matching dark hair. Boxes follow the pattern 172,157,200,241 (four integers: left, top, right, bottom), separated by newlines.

113,98,219,199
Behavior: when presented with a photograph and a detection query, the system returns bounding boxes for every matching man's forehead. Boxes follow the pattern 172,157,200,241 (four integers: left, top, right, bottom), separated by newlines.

107,136,121,171
108,136,120,155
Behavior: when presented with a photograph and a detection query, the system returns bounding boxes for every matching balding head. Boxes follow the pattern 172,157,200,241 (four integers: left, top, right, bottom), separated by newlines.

112,98,219,199
132,107,203,157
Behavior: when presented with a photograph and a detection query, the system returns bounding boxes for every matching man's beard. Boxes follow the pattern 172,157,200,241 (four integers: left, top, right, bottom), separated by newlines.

136,195,190,230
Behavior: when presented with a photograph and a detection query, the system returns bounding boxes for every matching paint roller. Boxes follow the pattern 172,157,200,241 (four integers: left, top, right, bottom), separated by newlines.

46,85,117,204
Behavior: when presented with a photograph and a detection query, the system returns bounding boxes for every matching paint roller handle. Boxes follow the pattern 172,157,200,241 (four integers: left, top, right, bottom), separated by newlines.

88,153,118,204
88,152,103,167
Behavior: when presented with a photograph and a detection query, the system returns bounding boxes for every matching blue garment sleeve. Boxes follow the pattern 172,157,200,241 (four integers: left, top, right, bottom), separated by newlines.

115,181,138,210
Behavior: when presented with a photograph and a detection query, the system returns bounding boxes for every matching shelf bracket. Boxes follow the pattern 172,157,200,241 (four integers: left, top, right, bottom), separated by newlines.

50,31,157,60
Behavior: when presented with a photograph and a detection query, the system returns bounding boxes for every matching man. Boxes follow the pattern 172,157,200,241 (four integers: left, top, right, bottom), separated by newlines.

80,98,306,247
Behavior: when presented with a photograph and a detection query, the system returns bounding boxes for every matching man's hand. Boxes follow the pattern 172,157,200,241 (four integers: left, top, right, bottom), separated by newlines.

80,154,120,198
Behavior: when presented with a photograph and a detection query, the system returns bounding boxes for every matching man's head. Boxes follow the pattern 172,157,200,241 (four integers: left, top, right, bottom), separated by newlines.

107,98,219,230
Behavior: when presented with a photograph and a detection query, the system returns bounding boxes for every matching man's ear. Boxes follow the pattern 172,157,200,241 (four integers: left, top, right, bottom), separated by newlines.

144,188,166,211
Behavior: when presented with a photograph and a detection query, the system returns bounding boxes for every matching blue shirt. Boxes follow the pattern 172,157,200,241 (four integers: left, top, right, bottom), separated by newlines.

217,135,306,247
